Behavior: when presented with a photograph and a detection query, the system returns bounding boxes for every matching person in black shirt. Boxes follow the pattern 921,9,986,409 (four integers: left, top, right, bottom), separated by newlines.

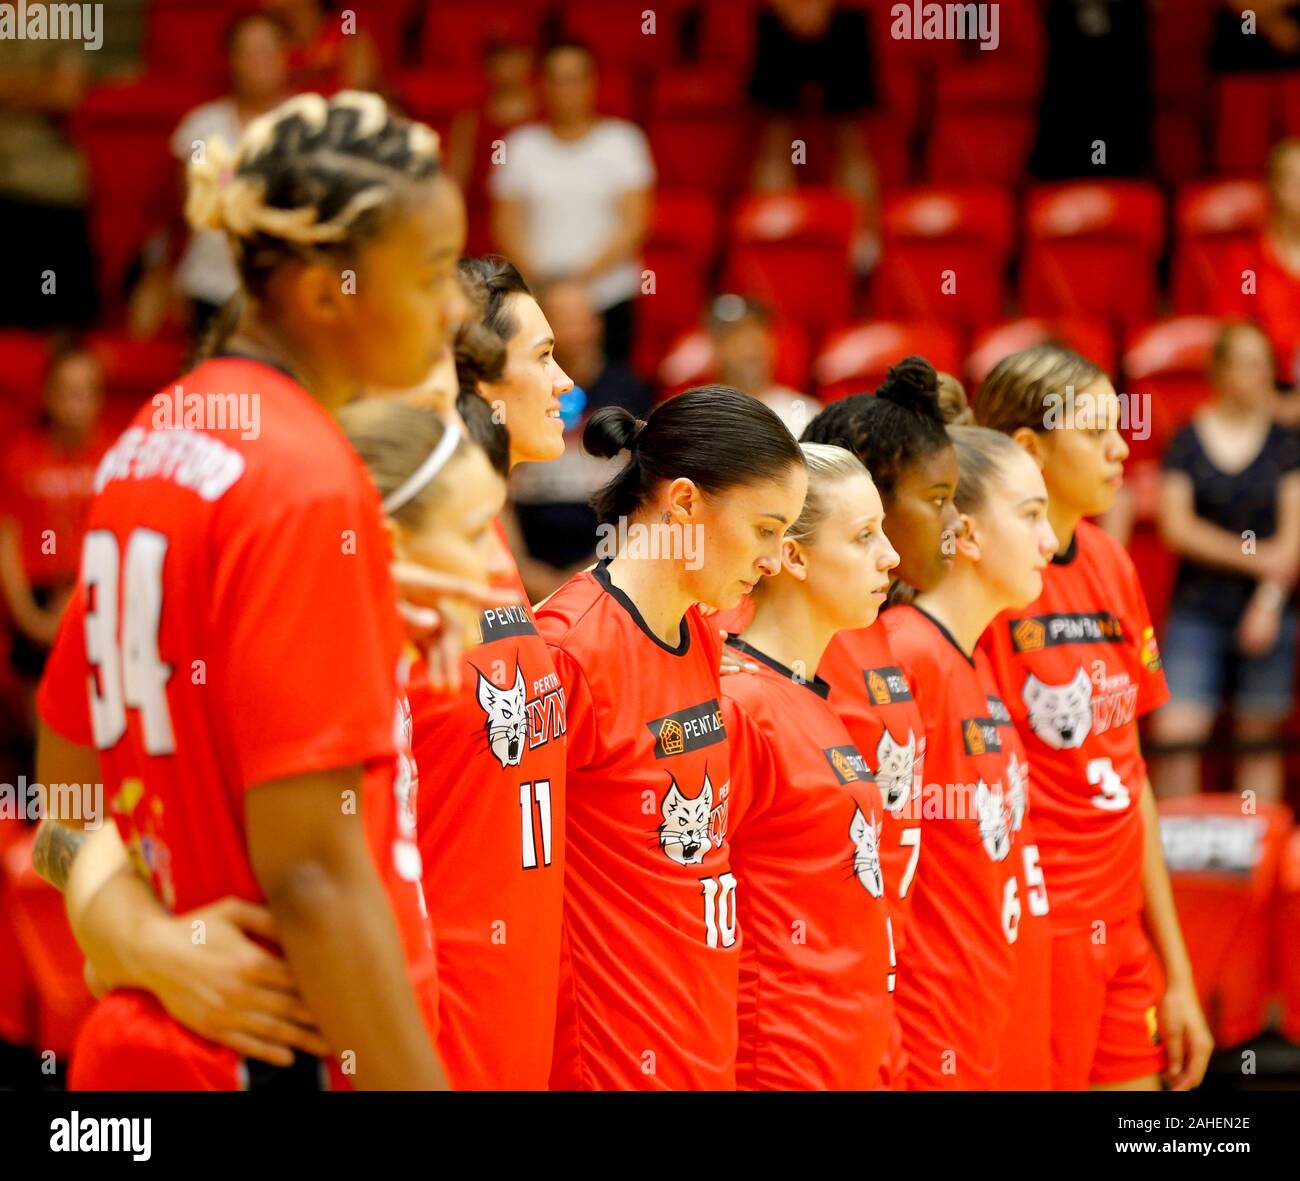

1152,321,1300,802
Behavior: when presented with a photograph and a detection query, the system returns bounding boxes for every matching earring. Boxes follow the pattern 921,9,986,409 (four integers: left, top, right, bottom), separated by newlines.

661,511,671,524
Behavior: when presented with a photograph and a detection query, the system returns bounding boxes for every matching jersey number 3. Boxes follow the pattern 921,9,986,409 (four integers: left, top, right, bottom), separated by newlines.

83,530,175,756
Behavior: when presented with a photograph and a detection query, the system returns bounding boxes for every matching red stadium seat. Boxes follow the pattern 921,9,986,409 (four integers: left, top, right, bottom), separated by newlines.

813,321,964,403
145,0,248,88
560,0,684,74
636,192,723,378
1158,797,1293,1049
1172,180,1268,314
925,49,1042,185
723,189,858,343
696,0,761,67
1279,827,1300,1045
873,186,1015,329
69,77,214,315
420,0,546,66
1214,74,1285,178
966,317,1117,386
1122,316,1221,463
655,323,810,399
1021,182,1166,331
85,332,189,424
0,331,51,434
925,109,1037,187
647,68,752,198
396,68,487,139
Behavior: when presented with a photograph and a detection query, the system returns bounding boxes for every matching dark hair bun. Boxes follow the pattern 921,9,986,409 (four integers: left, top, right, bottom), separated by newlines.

583,406,645,459
875,355,943,421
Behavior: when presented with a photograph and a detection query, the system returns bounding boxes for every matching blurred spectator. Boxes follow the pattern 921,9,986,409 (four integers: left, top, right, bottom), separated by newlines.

445,40,537,194
1030,0,1152,179
1237,139,1300,387
1152,321,1300,803
747,0,879,268
0,341,108,722
508,278,652,599
1211,1,1300,70
490,40,655,365
0,3,98,328
129,12,292,345
709,294,819,438
264,0,382,93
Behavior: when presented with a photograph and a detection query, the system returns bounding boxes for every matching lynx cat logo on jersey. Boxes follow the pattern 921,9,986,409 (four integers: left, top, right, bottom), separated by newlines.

647,699,726,758
476,664,528,767
865,666,913,705
973,778,1012,862
849,806,885,897
1022,668,1092,749
875,729,917,813
658,771,729,865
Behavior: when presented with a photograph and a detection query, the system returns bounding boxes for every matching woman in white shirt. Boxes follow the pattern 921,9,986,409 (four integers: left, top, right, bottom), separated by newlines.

490,39,655,365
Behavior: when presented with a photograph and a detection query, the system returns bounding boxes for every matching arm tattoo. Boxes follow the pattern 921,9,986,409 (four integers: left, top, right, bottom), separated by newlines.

32,821,88,893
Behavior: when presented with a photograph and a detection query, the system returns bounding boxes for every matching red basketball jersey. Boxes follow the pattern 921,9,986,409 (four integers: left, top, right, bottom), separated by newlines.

408,545,567,1090
979,520,1169,928
38,357,436,1086
881,605,1041,1090
536,560,738,1089
722,638,894,1090
819,624,927,948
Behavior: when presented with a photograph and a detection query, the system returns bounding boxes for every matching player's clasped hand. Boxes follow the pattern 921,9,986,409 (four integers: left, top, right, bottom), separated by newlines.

719,630,760,677
136,898,328,1068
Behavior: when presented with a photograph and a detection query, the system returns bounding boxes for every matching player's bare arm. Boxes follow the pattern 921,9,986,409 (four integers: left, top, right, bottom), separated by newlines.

34,721,326,1066
246,765,449,1091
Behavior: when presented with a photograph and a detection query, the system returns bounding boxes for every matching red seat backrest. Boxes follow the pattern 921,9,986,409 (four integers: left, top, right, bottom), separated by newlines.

814,321,964,403
724,189,858,343
1122,316,1221,462
1158,797,1293,1048
966,317,1117,386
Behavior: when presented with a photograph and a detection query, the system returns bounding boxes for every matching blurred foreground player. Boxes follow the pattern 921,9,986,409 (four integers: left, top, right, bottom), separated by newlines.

34,92,465,1089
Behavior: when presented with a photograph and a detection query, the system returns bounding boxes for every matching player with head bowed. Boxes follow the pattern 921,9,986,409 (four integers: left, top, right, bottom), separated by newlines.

719,442,900,1089
879,426,1058,1090
33,91,467,1089
974,345,1213,1092
535,387,806,1089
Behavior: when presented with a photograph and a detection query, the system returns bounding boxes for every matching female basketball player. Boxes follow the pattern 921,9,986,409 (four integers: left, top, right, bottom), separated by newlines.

34,91,465,1089
720,443,900,1088
974,345,1213,1091
401,254,577,1089
802,360,959,933
537,388,806,1090
881,426,1058,1090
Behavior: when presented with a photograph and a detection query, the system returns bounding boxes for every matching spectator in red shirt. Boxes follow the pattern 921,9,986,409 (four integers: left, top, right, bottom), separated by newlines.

0,340,107,702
